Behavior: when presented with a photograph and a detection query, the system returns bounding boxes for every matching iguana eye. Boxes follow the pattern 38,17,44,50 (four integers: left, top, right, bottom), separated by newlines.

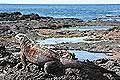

19,35,23,37
20,37,24,40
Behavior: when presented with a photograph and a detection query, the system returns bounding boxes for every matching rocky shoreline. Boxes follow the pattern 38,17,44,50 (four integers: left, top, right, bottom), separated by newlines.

0,12,120,80
0,45,120,80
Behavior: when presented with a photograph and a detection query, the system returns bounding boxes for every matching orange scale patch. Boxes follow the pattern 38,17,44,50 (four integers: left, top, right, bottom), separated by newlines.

28,47,38,58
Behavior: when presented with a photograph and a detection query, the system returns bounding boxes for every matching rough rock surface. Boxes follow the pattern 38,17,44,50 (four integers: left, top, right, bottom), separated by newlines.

0,12,120,80
0,45,120,80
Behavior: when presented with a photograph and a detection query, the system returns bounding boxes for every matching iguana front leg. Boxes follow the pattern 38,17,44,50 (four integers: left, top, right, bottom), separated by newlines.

13,52,27,70
20,52,27,69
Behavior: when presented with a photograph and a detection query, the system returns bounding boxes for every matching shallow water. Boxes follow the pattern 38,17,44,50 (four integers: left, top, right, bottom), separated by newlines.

36,36,103,45
36,37,99,45
60,26,112,31
68,50,108,61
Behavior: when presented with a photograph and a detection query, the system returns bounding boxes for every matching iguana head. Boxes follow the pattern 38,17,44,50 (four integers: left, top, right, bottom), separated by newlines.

15,33,34,47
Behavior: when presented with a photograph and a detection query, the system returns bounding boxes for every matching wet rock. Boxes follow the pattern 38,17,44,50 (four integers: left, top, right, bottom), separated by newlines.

95,58,109,64
0,12,22,17
20,13,40,20
0,12,22,21
0,45,11,58
98,59,120,78
39,16,53,19
0,44,119,80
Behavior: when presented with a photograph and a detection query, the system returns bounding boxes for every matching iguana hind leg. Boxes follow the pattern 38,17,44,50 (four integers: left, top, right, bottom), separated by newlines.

44,61,65,76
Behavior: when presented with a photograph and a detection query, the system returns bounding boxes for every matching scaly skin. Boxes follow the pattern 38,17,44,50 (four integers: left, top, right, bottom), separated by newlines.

15,34,60,65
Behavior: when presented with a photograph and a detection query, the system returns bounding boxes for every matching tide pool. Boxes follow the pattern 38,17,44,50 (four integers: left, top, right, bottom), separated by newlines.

60,26,112,31
68,50,108,61
36,37,102,45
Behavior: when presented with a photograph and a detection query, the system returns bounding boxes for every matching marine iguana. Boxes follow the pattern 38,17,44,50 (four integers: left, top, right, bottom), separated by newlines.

15,33,112,75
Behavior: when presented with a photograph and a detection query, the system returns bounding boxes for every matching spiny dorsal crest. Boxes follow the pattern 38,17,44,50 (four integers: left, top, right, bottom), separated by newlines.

15,33,34,46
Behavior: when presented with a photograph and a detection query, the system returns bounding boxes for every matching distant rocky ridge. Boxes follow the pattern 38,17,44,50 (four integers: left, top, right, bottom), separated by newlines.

0,12,120,30
0,12,83,23
0,12,53,21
